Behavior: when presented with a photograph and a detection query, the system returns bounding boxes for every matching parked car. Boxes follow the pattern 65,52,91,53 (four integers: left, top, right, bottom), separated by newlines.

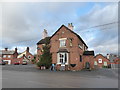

22,61,27,65
0,60,6,65
14,62,20,65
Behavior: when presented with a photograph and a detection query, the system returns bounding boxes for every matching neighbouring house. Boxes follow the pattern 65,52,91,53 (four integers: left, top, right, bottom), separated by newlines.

0,48,18,64
36,36,50,63
106,54,119,68
110,57,120,69
82,51,95,70
94,54,111,68
113,57,120,64
50,23,95,71
16,47,34,64
36,29,50,63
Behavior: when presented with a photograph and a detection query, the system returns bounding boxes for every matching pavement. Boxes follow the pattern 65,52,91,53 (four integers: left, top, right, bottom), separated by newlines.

1,64,119,88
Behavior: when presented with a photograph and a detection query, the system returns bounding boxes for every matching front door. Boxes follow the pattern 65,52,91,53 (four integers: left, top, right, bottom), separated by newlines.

58,53,68,70
85,62,90,69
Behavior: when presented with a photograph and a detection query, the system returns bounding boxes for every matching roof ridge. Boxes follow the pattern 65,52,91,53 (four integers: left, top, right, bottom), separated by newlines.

50,24,88,48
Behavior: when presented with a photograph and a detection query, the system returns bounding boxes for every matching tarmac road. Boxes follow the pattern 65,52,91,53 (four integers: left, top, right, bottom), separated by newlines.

2,64,118,88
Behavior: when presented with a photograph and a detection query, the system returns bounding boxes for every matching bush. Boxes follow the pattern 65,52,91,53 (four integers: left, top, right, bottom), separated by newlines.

102,65,108,68
36,45,52,69
31,59,36,64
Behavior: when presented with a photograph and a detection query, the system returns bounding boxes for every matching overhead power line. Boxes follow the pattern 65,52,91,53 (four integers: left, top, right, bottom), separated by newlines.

2,21,118,45
79,21,118,32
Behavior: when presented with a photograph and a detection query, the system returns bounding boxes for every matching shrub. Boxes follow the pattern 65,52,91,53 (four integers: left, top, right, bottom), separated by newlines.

36,45,52,69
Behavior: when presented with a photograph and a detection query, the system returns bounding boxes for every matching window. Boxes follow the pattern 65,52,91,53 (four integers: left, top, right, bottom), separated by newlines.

60,40,66,47
104,62,107,66
28,55,31,59
80,55,82,62
69,38,73,47
94,61,98,65
37,47,41,50
8,55,11,58
98,59,102,63
58,53,68,64
83,44,84,51
3,55,6,58
59,53,64,64
78,44,83,49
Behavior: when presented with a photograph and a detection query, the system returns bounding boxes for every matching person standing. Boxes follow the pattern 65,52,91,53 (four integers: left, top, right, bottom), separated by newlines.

51,63,56,71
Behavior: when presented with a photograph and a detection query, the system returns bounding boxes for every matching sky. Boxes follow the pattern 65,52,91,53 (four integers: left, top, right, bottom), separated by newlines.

0,2,118,55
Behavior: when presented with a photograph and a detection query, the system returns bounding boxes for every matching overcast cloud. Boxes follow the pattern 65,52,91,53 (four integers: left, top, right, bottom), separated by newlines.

77,3,118,55
0,2,118,55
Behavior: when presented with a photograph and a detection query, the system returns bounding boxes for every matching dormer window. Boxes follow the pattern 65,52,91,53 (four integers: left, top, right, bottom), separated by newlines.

59,38,67,47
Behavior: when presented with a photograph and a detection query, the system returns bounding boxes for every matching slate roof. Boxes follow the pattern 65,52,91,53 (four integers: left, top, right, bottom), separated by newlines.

95,54,110,61
50,25,88,48
0,50,15,55
37,37,51,45
109,55,117,62
83,51,94,56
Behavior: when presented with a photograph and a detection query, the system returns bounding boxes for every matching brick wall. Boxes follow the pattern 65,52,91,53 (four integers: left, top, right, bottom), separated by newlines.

36,44,43,62
94,54,110,68
50,25,88,71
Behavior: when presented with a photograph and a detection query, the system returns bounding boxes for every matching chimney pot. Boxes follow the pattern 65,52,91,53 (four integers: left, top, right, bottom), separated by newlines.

15,47,17,52
68,23,74,30
42,29,48,39
107,54,110,59
5,48,8,51
26,47,29,52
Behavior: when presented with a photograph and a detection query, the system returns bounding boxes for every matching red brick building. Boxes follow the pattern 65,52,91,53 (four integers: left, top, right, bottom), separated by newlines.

36,24,96,71
17,47,34,64
94,54,110,68
0,48,18,64
113,57,120,64
50,24,95,71
36,37,50,62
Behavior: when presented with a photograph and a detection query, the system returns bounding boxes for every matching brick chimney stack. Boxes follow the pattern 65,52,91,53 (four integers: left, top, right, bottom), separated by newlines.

15,47,17,53
68,23,74,31
5,48,8,51
107,54,110,59
26,47,29,52
42,29,48,39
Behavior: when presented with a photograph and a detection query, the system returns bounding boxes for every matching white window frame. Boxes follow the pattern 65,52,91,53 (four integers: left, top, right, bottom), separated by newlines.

3,55,6,58
8,55,11,58
28,55,31,59
3,60,11,65
57,52,68,65
78,44,83,49
104,61,107,66
59,38,67,47
94,61,98,65
98,58,102,63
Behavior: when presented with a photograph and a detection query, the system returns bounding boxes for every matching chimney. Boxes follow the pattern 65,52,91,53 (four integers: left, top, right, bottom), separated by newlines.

107,54,110,59
42,29,48,39
15,47,17,53
23,54,25,59
68,23,74,31
26,47,29,52
5,48,8,51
